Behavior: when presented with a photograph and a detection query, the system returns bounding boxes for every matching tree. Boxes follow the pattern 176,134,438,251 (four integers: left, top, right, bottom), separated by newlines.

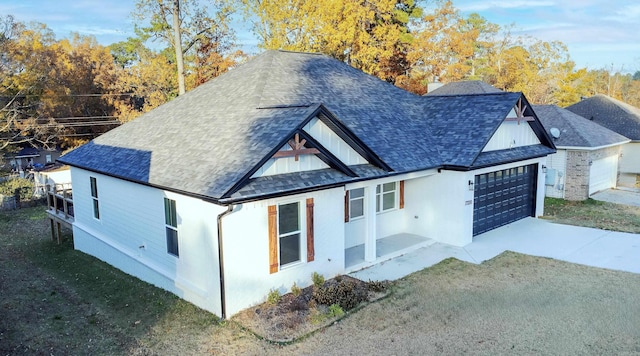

134,0,238,95
1,18,117,150
238,0,420,82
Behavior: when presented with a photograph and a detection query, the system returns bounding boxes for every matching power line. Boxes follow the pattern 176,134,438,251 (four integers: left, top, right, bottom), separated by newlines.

0,93,135,98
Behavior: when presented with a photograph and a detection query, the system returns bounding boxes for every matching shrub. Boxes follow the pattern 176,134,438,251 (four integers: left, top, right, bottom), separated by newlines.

367,279,388,293
311,272,325,289
0,177,34,202
327,304,344,318
312,279,368,311
267,288,281,305
291,282,302,297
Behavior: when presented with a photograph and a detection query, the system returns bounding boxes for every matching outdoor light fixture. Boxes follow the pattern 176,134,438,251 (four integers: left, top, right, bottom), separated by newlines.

542,165,547,173
468,180,474,191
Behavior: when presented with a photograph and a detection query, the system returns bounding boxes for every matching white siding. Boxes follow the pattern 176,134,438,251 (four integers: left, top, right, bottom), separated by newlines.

545,150,567,199
344,184,407,249
589,155,618,195
403,157,546,246
222,188,345,316
483,121,541,152
303,117,367,165
620,142,640,174
70,168,226,316
252,148,329,178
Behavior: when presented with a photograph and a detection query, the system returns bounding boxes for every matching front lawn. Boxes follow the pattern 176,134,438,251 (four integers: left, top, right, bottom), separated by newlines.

2,205,640,354
544,197,640,233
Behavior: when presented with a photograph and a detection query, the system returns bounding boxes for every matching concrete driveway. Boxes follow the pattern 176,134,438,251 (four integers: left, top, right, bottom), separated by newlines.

351,218,640,281
591,187,640,207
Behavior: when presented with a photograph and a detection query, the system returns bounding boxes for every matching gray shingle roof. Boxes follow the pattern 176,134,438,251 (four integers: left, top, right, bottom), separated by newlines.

425,81,503,96
534,105,629,148
566,94,640,141
59,50,554,203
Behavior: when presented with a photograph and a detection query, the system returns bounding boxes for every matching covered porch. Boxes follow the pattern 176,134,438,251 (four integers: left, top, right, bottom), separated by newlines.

345,232,434,273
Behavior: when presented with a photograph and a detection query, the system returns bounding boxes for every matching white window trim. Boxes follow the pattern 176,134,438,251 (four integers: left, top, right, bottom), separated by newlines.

90,177,100,220
376,182,398,214
277,200,307,269
348,187,365,221
164,198,179,258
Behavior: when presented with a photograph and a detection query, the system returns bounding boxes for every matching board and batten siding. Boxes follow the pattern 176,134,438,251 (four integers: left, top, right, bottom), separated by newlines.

70,168,226,316
252,116,368,178
221,187,345,316
482,121,540,152
544,150,567,199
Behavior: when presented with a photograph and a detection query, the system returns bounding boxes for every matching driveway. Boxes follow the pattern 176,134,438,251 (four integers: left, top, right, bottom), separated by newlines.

591,187,640,207
351,218,640,281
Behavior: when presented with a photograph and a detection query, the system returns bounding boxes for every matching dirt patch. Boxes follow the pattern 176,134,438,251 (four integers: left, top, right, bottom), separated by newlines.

233,275,389,343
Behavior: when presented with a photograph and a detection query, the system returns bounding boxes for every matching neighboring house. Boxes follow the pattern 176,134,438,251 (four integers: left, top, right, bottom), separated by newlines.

5,147,62,173
33,163,72,197
566,95,640,188
58,51,555,318
533,105,630,200
425,80,503,96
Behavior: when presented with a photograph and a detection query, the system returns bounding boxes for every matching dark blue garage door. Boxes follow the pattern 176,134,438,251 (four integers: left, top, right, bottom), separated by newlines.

473,164,537,236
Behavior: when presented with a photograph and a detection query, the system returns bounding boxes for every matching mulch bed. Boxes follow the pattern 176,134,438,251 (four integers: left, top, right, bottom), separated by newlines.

232,275,389,343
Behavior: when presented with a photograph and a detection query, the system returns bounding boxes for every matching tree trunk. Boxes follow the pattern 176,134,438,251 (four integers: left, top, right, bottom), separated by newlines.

173,0,186,95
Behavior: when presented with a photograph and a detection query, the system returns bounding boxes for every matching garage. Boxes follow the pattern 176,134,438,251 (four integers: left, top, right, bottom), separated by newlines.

473,164,537,236
589,155,618,195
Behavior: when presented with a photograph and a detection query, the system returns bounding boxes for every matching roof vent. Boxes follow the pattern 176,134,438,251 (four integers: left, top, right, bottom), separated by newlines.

550,127,561,139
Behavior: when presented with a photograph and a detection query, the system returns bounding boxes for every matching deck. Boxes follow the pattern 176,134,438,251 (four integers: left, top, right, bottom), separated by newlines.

46,184,74,244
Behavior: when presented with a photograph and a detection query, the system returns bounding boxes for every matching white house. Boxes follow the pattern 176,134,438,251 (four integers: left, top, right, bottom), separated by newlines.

566,94,640,188
59,51,556,318
534,105,629,200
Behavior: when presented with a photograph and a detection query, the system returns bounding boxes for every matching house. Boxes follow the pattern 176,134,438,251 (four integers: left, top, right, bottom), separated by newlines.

533,105,629,200
425,80,503,96
426,81,631,200
58,51,555,318
5,147,62,174
566,95,640,188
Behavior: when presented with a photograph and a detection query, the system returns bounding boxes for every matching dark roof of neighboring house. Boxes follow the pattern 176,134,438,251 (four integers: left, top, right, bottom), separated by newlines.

424,81,503,96
566,94,640,141
534,105,629,148
15,147,40,158
59,50,554,204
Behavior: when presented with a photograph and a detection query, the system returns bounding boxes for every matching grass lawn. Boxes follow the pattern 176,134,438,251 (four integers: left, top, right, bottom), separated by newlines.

1,205,640,354
544,197,640,233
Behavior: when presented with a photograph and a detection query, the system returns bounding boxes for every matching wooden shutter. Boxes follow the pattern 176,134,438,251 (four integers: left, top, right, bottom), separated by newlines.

306,198,314,262
268,205,278,274
344,190,349,222
399,180,405,209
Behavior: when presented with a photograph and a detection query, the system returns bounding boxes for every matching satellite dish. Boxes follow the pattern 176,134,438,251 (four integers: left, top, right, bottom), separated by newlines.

550,127,561,139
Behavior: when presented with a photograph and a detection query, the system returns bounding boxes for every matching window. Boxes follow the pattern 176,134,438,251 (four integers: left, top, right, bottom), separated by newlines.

164,198,179,257
90,177,99,219
348,188,365,219
268,199,314,273
278,202,301,266
376,182,397,212
46,154,52,163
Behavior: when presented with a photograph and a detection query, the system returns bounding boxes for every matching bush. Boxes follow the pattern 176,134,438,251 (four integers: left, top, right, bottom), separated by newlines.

312,272,325,289
367,280,388,292
0,178,34,202
327,304,344,318
291,282,302,297
312,279,368,311
267,288,281,305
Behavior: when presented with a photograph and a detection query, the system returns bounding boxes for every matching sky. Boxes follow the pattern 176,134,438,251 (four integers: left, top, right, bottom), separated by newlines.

1,0,639,72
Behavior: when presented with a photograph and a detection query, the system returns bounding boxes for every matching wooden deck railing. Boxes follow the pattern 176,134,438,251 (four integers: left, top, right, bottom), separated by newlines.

46,183,74,244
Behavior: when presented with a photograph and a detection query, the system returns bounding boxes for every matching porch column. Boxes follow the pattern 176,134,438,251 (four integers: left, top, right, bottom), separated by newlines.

364,185,377,262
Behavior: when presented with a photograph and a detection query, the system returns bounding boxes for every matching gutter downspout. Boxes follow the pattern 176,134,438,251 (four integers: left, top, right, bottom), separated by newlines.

216,204,234,319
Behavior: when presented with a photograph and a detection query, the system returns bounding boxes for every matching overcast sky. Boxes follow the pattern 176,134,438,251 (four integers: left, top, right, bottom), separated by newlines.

2,0,639,72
